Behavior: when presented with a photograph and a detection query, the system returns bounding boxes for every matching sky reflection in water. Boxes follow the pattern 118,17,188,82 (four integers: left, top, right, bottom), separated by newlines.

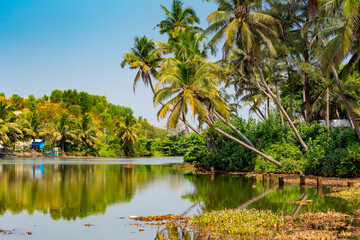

0,157,358,239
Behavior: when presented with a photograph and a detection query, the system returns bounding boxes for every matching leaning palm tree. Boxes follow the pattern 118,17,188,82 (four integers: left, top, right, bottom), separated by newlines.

122,36,201,135
155,57,281,166
311,0,360,140
121,36,162,93
205,0,309,150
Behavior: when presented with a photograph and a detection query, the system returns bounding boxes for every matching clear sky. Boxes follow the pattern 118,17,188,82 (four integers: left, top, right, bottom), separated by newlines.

0,0,249,127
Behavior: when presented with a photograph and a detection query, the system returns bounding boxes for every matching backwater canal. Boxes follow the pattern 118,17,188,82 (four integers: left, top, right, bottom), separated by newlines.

0,157,358,239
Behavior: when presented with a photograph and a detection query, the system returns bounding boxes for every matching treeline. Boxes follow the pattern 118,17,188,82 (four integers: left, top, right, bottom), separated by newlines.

122,0,360,175
0,89,192,157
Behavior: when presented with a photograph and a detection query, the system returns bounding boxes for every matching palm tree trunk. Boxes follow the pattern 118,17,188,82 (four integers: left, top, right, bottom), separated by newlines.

318,31,360,140
326,86,330,128
213,111,255,148
206,121,281,166
303,27,312,123
183,114,189,136
254,62,309,150
331,65,360,140
289,79,294,121
275,82,284,125
149,78,201,135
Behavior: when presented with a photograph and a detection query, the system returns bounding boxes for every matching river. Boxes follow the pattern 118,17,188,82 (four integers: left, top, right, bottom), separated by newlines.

0,157,358,239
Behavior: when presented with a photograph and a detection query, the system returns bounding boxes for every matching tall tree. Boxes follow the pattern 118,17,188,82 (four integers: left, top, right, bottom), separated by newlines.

154,56,281,166
122,36,201,135
205,0,309,150
157,0,201,40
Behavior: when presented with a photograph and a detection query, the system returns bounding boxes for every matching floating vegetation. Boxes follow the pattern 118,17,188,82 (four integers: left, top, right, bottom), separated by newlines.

149,209,360,239
327,187,360,203
191,209,285,238
129,215,190,227
0,229,32,236
84,224,95,227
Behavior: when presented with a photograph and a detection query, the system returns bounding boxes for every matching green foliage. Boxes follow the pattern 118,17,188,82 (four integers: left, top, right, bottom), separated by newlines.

11,94,24,110
188,116,360,176
50,89,63,103
254,141,304,173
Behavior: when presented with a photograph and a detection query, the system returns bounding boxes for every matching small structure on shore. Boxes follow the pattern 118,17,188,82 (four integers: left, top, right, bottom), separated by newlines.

318,119,351,128
31,139,45,151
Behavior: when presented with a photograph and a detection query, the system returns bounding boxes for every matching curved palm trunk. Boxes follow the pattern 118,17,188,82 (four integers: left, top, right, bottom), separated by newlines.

149,78,201,135
254,62,309,151
326,86,330,128
206,121,281,166
213,111,255,148
275,82,284,125
318,30,360,140
331,65,360,140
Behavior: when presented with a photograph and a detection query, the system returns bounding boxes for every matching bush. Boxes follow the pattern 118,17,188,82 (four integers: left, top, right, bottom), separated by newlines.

255,141,304,173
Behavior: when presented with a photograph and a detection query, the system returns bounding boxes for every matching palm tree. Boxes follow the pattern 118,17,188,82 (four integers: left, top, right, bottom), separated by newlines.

121,36,201,135
53,113,77,152
154,57,281,166
115,113,139,155
0,101,22,151
121,36,162,93
77,113,98,149
20,111,51,150
313,0,360,140
158,28,209,62
205,0,309,150
157,0,201,40
205,0,282,56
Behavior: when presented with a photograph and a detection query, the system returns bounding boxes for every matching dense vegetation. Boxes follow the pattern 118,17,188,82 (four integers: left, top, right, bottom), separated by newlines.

0,90,191,157
184,115,360,176
122,0,360,176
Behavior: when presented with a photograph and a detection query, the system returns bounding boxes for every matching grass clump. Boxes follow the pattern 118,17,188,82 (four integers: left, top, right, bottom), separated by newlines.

191,208,284,238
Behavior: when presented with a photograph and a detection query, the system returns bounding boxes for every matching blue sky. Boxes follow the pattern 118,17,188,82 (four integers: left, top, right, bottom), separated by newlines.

0,0,245,127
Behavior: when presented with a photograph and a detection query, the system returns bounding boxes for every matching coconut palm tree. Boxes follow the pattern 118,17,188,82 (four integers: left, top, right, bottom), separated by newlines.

205,0,309,150
20,111,51,150
53,113,77,152
313,0,360,140
122,35,201,135
154,57,281,166
121,36,162,93
158,28,209,62
0,101,22,150
115,113,139,155
157,0,201,40
77,113,98,149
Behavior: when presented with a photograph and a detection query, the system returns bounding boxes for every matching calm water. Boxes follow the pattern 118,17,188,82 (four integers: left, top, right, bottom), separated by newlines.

0,157,358,239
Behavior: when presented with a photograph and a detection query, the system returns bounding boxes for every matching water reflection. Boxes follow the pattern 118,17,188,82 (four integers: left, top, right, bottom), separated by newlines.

0,163,359,225
183,173,360,215
0,164,182,220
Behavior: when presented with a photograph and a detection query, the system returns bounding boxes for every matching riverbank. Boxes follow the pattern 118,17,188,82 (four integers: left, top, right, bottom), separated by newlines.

172,163,360,187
